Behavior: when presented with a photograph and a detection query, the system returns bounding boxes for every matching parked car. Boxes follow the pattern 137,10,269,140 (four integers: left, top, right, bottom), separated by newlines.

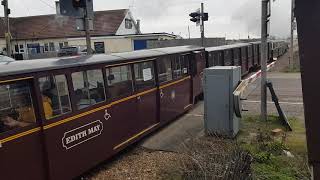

0,55,15,62
58,46,96,57
57,46,79,57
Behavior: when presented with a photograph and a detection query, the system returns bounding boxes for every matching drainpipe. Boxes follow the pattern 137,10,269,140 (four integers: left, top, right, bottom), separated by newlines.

136,19,141,34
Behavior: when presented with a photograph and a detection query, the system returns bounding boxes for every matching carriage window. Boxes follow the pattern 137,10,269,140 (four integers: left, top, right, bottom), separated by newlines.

72,69,106,110
158,58,172,83
234,48,240,60
134,61,155,91
106,65,133,100
39,75,71,119
181,55,190,76
173,55,190,79
172,56,182,79
0,81,35,134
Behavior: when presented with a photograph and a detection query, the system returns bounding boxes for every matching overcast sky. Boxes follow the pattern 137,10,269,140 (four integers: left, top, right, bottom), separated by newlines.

0,0,292,39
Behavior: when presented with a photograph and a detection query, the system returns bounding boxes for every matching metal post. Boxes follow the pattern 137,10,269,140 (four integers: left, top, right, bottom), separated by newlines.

261,0,268,121
84,6,92,55
200,3,205,47
290,0,294,68
2,0,11,57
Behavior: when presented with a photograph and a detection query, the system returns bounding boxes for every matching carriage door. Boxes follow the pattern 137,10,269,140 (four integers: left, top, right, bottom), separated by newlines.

0,79,47,180
158,54,192,124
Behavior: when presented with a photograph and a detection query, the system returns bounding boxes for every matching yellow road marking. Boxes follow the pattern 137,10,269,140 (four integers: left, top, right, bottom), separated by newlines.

113,123,159,150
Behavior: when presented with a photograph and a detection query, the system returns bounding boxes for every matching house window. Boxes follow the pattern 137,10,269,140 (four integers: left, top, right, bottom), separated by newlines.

14,45,19,53
49,42,55,51
19,45,24,53
64,42,68,47
94,42,105,54
59,43,64,49
125,19,133,29
44,42,55,52
44,43,49,52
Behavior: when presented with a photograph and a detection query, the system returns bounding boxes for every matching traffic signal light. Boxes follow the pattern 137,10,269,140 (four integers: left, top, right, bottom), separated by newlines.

189,12,200,23
72,0,86,8
203,13,209,21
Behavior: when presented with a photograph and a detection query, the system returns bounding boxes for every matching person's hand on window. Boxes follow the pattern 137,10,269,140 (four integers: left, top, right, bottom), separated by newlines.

3,116,30,128
3,116,20,127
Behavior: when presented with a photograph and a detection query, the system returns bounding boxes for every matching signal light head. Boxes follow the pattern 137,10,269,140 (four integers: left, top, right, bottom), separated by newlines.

189,12,200,18
190,18,198,23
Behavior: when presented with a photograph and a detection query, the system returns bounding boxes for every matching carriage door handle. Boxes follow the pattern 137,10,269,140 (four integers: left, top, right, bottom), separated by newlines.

160,89,164,99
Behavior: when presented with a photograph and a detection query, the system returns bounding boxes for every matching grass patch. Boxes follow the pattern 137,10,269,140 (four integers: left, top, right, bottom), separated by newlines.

239,115,310,180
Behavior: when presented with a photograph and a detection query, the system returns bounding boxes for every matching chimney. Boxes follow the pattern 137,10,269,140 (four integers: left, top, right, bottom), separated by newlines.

136,19,141,34
55,1,61,15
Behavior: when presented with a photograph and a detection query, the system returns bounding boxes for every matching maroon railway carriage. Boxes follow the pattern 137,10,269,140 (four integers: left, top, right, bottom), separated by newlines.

206,43,253,77
0,45,205,180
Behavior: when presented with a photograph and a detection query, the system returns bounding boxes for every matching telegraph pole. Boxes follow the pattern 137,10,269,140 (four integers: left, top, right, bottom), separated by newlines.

290,0,295,68
84,6,92,55
1,0,11,57
261,0,269,121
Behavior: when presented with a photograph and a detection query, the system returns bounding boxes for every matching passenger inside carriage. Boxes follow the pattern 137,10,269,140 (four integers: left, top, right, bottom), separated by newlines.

0,81,36,133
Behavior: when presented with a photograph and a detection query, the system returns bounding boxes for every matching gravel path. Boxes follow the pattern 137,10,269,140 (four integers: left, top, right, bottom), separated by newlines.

81,147,184,180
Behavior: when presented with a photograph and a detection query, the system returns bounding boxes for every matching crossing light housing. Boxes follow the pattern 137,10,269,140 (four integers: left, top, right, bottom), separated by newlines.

189,12,200,23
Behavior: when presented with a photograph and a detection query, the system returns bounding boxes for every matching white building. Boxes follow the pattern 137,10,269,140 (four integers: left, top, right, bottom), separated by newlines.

0,9,177,60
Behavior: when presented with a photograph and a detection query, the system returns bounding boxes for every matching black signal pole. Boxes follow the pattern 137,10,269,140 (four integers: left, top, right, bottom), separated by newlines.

201,3,205,47
84,6,92,55
189,3,208,47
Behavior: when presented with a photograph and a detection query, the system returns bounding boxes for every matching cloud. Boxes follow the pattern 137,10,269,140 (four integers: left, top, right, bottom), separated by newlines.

231,0,291,38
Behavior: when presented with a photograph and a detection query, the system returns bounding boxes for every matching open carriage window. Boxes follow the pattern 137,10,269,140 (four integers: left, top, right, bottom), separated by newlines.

39,75,72,119
72,69,106,110
0,81,36,133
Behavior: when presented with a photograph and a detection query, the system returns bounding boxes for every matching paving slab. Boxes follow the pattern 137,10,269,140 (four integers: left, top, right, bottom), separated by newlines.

141,102,204,152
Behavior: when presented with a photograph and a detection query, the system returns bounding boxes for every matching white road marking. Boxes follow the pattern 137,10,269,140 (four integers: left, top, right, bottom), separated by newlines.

244,100,304,105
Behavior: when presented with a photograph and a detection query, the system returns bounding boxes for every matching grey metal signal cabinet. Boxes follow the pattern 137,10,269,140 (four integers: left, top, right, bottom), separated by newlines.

204,66,241,138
